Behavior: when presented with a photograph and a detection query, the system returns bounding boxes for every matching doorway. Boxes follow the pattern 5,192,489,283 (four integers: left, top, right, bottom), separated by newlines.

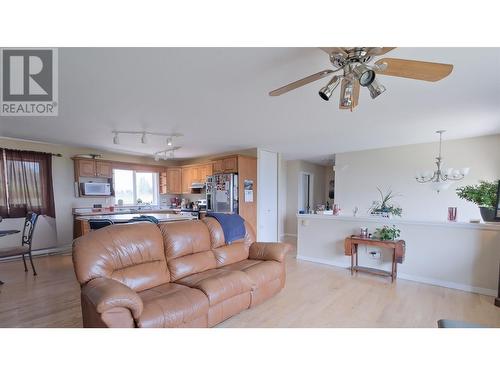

298,172,314,214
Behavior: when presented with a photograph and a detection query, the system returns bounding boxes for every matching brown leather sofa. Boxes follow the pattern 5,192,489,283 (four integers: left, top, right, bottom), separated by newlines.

72,218,289,328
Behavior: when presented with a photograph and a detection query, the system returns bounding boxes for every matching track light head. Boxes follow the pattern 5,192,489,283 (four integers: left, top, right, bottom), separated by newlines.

353,65,376,87
166,137,173,146
113,133,120,145
367,78,386,99
318,76,340,101
141,132,147,144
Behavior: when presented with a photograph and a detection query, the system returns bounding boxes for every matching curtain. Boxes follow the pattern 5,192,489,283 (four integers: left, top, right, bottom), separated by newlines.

0,148,7,217
3,149,55,218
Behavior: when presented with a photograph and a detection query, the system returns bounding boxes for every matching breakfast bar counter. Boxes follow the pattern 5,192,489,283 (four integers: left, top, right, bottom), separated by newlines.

296,214,500,296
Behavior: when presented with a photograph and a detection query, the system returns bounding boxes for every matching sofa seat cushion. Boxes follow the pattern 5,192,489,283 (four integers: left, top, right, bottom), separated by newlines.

175,269,252,306
137,283,209,328
221,259,283,290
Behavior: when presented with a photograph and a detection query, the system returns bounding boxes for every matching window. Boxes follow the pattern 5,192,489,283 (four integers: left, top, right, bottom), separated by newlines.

0,148,55,218
113,169,158,205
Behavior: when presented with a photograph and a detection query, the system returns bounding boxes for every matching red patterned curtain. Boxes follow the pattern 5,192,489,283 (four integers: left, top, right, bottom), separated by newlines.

2,149,55,218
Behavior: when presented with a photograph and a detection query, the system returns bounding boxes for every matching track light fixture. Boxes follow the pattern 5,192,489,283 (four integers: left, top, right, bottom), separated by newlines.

318,76,340,101
153,146,181,161
111,131,183,146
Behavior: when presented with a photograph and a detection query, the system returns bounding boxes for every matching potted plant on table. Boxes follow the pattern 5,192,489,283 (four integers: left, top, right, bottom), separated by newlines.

369,187,403,218
373,225,401,241
456,180,499,222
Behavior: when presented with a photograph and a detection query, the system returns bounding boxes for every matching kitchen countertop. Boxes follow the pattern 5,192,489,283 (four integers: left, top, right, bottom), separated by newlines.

73,208,181,216
75,213,195,223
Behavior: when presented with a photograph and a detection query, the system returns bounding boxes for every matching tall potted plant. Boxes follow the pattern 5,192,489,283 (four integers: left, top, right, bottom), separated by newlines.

456,180,499,222
369,187,403,218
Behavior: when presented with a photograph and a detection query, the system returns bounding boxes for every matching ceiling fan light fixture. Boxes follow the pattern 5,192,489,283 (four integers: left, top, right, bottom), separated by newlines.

318,76,340,101
339,79,354,108
367,79,386,99
353,65,376,87
166,137,173,146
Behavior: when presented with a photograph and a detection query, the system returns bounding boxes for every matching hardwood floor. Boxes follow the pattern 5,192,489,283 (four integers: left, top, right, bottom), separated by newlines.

0,250,499,328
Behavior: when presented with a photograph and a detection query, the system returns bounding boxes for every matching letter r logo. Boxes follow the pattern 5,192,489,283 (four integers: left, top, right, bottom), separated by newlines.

2,49,53,101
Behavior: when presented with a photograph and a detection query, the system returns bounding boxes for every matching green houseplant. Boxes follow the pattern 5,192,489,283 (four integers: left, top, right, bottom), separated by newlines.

456,180,499,222
369,187,403,218
373,225,401,241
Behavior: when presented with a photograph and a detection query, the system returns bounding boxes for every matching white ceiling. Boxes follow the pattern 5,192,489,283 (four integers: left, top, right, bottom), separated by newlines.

1,47,499,164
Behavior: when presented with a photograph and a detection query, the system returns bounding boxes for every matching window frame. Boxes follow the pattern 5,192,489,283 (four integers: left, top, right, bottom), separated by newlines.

112,168,159,206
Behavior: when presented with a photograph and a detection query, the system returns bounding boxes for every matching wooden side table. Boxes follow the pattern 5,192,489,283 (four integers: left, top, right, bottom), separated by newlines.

344,236,406,282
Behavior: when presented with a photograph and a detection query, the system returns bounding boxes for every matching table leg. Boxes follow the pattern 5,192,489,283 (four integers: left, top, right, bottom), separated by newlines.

391,249,396,283
350,247,354,275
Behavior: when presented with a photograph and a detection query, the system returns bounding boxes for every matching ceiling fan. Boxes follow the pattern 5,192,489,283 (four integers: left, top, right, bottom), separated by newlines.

269,47,454,111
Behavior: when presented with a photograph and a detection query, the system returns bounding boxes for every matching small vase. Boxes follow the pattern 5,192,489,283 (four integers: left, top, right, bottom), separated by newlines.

479,206,496,222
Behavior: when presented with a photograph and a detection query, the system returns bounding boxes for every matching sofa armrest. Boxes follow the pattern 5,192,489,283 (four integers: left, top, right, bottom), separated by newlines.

82,277,143,319
249,242,289,263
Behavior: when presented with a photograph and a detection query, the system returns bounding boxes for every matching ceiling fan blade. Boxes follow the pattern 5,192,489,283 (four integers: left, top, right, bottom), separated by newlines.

374,58,453,82
269,69,334,96
365,47,396,56
320,47,348,57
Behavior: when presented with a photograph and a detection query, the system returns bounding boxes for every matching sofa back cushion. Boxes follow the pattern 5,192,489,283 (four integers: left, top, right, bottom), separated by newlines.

159,220,216,281
72,222,169,292
202,217,255,267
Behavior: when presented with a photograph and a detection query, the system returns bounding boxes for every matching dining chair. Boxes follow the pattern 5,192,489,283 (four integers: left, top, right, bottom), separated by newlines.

88,218,114,230
0,212,39,276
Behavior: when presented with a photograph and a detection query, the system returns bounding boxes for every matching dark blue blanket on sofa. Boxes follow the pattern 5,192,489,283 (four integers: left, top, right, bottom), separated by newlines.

206,213,245,244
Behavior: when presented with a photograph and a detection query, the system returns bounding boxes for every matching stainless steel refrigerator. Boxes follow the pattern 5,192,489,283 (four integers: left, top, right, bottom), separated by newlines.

206,173,238,214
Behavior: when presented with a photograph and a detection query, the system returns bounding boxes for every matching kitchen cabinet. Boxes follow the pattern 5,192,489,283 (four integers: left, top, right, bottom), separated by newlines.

75,158,112,178
159,171,168,194
181,166,192,193
222,156,238,172
166,168,182,194
95,161,113,178
212,156,238,173
76,159,96,177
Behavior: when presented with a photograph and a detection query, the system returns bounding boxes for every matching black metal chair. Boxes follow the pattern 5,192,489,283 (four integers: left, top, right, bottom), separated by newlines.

88,219,114,230
0,212,39,276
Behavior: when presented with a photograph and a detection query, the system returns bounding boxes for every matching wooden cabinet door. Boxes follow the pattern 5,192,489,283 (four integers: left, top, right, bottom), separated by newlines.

191,166,201,183
166,168,182,194
205,163,213,178
213,160,223,174
159,171,168,194
200,163,212,182
181,167,191,193
222,156,238,172
95,161,113,178
77,159,96,177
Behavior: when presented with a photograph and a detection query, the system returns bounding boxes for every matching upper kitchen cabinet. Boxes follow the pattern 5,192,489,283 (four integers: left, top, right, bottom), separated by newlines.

166,167,182,194
95,161,113,178
76,159,96,177
74,158,113,178
213,156,238,173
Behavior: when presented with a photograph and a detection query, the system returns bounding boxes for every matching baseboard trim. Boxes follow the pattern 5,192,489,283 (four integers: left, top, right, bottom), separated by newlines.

0,244,71,263
283,233,297,238
296,254,497,297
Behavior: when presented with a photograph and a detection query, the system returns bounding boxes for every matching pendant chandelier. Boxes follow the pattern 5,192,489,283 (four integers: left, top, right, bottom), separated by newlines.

415,130,470,193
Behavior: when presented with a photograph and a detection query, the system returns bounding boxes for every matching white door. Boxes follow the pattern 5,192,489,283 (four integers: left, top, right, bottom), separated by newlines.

257,149,278,242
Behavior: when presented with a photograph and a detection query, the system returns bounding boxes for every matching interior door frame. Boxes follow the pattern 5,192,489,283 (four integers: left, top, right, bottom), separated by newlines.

256,149,279,242
298,171,314,213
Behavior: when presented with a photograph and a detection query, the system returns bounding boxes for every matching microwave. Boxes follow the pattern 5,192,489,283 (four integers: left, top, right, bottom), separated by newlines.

80,182,111,196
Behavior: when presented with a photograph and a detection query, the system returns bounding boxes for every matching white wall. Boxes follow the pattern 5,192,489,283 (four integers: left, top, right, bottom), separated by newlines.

284,160,327,235
335,134,500,222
